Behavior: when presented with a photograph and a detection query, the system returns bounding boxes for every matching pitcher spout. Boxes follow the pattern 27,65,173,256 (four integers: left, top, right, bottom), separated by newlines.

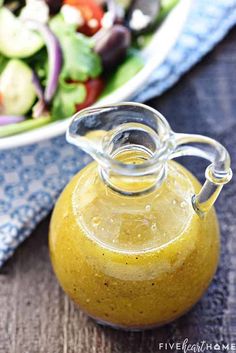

66,103,174,195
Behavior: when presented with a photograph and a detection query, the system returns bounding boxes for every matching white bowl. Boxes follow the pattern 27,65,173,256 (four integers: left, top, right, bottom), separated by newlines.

0,0,192,150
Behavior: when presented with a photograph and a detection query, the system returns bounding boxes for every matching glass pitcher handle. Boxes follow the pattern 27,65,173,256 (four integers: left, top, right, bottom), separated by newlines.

172,133,233,215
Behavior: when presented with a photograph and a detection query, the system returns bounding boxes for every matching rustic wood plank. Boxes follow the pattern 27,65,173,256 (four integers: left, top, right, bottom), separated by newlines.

1,26,236,353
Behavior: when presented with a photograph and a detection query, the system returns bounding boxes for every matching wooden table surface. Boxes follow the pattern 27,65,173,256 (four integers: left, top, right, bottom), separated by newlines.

1,28,236,353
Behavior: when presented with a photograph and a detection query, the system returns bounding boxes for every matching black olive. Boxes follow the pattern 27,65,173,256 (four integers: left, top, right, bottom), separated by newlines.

45,0,63,15
4,0,26,14
94,24,131,71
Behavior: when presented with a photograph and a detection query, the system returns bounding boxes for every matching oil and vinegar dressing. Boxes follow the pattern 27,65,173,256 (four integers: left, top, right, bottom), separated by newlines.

49,150,219,329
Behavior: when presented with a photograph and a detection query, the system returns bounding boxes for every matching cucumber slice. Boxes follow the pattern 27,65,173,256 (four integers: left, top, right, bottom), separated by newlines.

0,7,44,58
0,116,51,138
0,59,36,115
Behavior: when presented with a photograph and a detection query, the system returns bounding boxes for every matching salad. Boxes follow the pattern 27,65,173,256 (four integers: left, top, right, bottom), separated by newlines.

0,0,179,137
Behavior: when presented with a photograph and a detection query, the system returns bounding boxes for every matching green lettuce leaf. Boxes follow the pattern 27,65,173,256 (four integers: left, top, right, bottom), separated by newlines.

0,54,8,74
51,80,86,120
50,15,102,82
101,51,144,96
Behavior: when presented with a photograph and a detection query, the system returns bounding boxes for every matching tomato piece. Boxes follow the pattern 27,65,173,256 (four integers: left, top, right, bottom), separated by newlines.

64,0,104,36
76,78,104,111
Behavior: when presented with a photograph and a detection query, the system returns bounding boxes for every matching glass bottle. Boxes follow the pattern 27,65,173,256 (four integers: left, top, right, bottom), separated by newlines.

49,103,232,330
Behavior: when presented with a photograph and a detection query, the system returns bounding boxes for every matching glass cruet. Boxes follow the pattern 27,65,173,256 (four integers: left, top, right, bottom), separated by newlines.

49,102,232,330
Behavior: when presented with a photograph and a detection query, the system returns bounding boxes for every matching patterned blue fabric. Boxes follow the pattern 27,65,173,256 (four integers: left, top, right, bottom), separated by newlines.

1,0,236,266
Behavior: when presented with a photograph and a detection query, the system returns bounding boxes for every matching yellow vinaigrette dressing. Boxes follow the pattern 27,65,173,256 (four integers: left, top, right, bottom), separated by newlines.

49,103,232,330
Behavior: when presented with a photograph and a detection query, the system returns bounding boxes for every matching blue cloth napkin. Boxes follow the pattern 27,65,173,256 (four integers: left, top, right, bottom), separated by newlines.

1,0,236,267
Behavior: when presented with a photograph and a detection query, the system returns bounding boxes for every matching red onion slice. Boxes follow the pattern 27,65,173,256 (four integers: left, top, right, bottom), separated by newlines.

0,115,25,126
26,20,63,103
32,71,44,100
32,71,47,118
33,99,47,119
